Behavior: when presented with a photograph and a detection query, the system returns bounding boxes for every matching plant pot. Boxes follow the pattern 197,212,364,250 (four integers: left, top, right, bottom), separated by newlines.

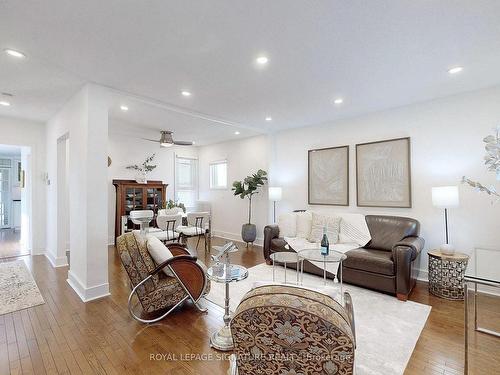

241,223,257,243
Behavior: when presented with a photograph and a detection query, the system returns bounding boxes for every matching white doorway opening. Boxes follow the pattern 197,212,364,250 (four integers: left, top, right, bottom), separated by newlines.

0,144,33,258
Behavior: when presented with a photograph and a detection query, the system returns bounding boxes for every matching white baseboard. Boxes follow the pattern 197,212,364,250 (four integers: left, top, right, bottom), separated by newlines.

212,230,264,246
45,251,69,268
31,248,45,256
67,270,110,302
416,268,428,282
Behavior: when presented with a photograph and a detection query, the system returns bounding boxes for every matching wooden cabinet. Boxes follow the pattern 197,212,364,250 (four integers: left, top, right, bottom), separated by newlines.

113,180,168,239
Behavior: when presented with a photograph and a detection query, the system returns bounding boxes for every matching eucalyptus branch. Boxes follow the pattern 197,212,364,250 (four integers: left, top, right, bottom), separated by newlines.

126,153,157,174
462,177,499,204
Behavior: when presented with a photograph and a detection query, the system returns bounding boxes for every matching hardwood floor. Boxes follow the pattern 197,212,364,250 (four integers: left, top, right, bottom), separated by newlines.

0,237,498,374
0,229,26,259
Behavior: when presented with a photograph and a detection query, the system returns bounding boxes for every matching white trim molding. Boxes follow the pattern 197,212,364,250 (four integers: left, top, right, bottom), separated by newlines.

212,230,263,247
67,270,110,302
45,252,69,268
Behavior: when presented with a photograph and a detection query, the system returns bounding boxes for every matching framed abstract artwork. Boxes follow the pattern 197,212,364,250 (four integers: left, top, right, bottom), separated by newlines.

308,145,349,206
356,137,411,207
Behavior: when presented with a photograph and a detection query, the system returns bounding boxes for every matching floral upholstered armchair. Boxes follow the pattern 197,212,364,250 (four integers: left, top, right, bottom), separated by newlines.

229,284,356,375
117,231,209,323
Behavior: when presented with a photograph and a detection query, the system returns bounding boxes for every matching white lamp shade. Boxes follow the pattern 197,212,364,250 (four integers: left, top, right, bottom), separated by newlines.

268,187,282,201
432,186,459,208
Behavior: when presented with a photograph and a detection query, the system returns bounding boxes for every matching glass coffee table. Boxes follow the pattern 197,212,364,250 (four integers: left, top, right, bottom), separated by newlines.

297,248,347,294
270,252,300,284
206,263,248,351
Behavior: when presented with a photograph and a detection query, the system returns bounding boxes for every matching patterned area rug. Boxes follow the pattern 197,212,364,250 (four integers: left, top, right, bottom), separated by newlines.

206,263,431,375
0,260,45,315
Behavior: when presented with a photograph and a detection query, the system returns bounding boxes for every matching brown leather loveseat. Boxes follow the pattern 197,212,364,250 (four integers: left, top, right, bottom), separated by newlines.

263,214,424,301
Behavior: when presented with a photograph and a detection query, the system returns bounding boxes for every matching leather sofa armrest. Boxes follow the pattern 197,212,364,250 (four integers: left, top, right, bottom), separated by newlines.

263,224,280,261
392,236,425,299
392,236,424,261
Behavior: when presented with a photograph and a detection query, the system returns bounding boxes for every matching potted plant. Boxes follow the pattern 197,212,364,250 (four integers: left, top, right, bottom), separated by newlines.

232,169,268,244
126,154,157,183
164,199,186,213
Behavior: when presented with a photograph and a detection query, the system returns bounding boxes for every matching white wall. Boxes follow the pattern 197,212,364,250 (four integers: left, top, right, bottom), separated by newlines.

107,131,198,244
272,86,500,277
0,116,46,254
198,135,270,244
46,83,110,302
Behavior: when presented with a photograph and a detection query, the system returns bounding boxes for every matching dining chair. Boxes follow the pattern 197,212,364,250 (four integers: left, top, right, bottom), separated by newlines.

149,213,182,243
176,211,211,251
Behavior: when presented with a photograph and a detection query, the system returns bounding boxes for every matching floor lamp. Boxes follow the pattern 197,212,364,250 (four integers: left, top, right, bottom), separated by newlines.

432,186,460,255
268,187,282,223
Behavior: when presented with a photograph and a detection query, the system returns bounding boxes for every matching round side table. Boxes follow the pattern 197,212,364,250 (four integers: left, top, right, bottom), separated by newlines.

428,250,469,300
206,263,248,351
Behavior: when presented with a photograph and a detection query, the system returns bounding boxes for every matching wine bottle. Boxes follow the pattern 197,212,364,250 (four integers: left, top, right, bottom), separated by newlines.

321,226,329,256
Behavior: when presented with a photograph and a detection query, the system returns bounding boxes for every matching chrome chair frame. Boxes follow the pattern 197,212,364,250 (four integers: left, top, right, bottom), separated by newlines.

127,254,208,324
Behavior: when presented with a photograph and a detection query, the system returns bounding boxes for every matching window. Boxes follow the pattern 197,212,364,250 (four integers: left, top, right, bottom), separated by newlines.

209,160,227,189
175,156,198,209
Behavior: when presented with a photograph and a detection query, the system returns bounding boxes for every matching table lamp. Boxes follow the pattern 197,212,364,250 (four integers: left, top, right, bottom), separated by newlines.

432,186,459,255
268,187,282,223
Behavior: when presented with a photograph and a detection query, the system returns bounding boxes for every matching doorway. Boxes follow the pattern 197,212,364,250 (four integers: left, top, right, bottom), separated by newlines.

0,144,28,259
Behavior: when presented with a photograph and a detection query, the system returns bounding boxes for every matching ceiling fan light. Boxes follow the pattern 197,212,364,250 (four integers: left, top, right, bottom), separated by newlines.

160,142,173,148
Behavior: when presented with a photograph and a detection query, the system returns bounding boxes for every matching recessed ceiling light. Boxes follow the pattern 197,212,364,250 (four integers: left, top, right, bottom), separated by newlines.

333,98,344,105
0,101,11,107
234,131,240,135
120,105,129,111
448,66,463,75
192,141,196,145
181,91,192,97
265,117,272,121
256,56,269,65
4,49,26,58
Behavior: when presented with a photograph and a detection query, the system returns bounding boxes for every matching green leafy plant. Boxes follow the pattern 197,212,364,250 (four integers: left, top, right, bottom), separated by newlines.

126,154,157,174
164,199,186,213
232,169,268,223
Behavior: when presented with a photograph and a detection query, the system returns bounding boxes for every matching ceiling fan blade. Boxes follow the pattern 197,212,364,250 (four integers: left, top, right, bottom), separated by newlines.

173,140,194,146
141,138,161,143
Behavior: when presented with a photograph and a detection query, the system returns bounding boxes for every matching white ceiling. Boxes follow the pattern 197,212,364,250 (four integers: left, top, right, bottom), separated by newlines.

1,1,500,143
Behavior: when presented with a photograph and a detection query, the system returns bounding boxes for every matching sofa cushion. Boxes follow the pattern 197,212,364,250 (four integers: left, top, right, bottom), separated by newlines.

146,235,174,276
277,213,297,237
295,211,312,238
308,212,341,243
365,215,420,251
343,248,395,276
338,213,371,246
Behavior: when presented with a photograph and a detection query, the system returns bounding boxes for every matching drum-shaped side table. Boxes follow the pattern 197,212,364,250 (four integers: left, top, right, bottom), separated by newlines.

428,250,469,300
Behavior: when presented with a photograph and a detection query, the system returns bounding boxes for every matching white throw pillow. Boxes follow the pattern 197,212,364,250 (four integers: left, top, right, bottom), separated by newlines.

338,213,371,246
278,213,297,237
295,211,312,239
308,212,341,243
146,235,174,277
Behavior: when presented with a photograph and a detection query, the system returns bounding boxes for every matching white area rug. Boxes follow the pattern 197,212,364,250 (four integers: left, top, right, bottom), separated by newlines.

0,260,45,315
206,263,431,375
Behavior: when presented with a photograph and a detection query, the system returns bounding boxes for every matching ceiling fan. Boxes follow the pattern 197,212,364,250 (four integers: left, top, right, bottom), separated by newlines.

143,130,194,147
